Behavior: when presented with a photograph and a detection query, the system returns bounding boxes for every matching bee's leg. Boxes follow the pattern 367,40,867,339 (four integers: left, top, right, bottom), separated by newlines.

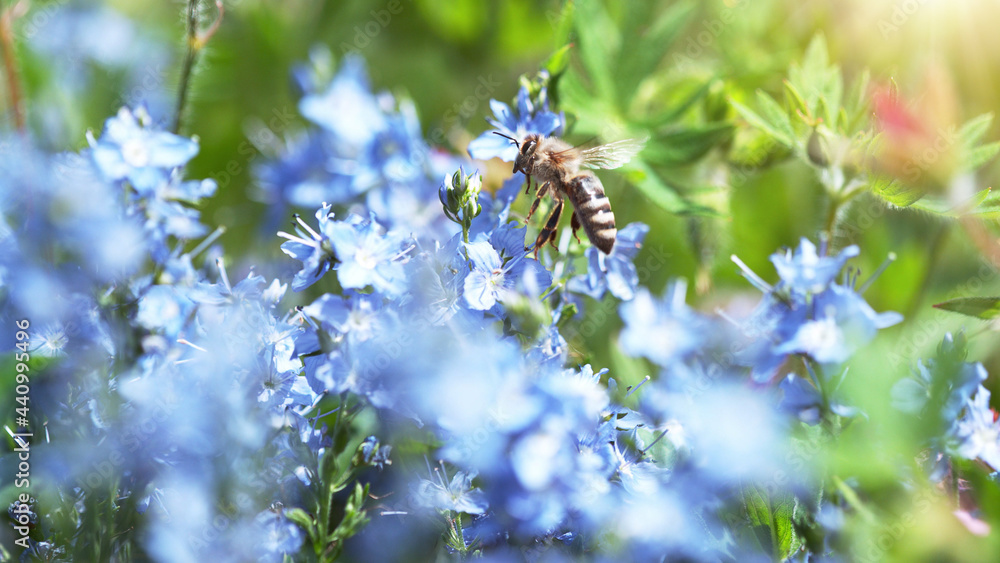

534,198,564,259
570,212,583,244
524,173,533,195
525,182,550,221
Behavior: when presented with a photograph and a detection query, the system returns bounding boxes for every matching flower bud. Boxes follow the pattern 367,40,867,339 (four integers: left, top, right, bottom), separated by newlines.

439,167,483,225
807,128,830,168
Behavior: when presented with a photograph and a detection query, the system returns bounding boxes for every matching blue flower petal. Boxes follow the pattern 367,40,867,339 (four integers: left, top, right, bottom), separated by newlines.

468,132,519,162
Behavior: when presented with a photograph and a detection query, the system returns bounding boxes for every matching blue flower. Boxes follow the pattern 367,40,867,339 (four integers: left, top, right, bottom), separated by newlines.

414,468,489,515
467,86,563,162
88,106,199,194
951,386,1000,470
283,206,413,296
462,240,550,311
771,238,859,295
328,214,412,297
301,290,389,343
136,285,196,338
299,54,386,147
31,324,69,357
460,221,551,312
358,436,393,470
568,222,649,301
254,511,305,560
643,381,787,484
892,333,987,422
279,204,340,291
774,284,902,364
780,372,858,424
619,282,705,367
254,131,361,231
734,239,901,381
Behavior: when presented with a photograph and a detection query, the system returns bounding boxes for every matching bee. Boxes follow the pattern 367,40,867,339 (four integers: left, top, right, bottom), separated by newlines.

494,132,646,257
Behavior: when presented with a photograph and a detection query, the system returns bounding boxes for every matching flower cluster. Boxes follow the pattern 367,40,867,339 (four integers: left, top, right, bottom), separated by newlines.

8,51,967,563
1,104,393,562
892,333,999,475
733,238,903,423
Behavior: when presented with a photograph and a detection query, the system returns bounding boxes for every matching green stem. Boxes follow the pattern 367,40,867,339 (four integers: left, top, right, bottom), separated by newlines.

832,475,877,524
903,221,948,321
452,512,467,554
172,1,223,134
172,0,201,134
823,193,844,240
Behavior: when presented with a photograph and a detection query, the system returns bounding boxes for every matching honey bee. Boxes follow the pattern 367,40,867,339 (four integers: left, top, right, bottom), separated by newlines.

494,132,646,257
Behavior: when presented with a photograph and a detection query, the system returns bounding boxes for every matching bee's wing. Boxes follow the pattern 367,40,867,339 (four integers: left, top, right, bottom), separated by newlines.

579,136,648,170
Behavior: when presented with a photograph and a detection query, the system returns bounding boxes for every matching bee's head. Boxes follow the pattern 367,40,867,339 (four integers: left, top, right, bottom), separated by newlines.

493,132,539,174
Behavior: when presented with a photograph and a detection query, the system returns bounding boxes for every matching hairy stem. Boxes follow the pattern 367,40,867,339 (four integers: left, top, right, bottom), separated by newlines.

172,0,223,134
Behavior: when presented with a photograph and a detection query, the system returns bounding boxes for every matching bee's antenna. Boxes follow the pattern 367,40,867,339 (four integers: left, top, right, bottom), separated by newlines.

492,131,520,149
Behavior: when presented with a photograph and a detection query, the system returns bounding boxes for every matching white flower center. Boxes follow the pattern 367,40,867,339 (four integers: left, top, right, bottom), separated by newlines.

346,309,375,339
121,138,150,168
489,269,504,287
796,317,843,354
355,248,378,270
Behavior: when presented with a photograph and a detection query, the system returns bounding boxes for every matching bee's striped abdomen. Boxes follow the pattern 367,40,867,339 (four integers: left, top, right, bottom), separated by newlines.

567,173,616,254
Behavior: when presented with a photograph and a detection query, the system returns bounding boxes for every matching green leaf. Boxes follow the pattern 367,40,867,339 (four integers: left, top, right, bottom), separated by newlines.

908,187,1000,217
966,187,1000,218
616,0,694,105
626,161,689,213
284,508,316,539
728,127,790,168
756,90,796,144
543,44,574,77
742,483,801,560
626,160,714,215
959,113,994,147
730,97,794,148
934,297,1000,320
799,35,830,85
642,78,715,128
868,174,923,207
964,141,1000,172
822,65,843,126
789,35,829,107
783,80,809,119
573,0,619,104
786,34,844,126
642,122,734,166
550,1,575,45
843,68,872,132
